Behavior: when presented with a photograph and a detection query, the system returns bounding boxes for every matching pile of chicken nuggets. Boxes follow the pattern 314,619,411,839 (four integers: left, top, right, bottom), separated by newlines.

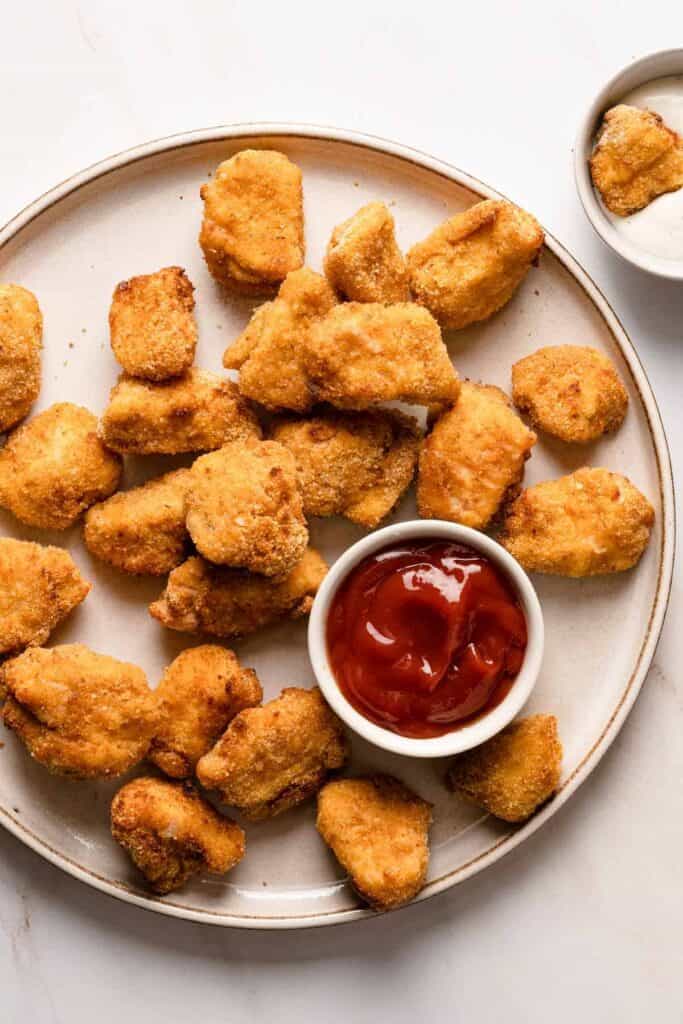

0,147,655,912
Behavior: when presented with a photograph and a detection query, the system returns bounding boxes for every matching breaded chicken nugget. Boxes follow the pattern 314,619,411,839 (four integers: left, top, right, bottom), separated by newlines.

589,104,683,217
316,775,432,911
99,369,261,455
448,714,562,822
109,266,197,381
0,284,42,432
0,403,121,530
0,538,90,656
149,548,327,638
407,200,544,329
83,468,192,575
417,382,536,529
324,202,410,303
196,687,348,820
306,302,459,410
500,467,654,576
111,777,245,894
272,407,420,527
511,345,628,443
149,646,262,779
199,149,304,294
2,643,158,778
186,439,308,576
223,268,336,413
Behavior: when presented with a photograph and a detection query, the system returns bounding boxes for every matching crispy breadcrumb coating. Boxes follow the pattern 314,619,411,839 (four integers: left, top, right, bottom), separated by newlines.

149,646,262,779
448,714,562,822
149,548,327,638
2,643,158,778
0,403,121,530
111,777,245,894
324,202,410,303
500,467,654,576
589,104,683,217
196,687,348,821
417,382,536,528
199,149,304,294
407,200,544,329
0,284,42,432
316,775,432,911
109,266,197,381
99,369,261,455
511,345,628,443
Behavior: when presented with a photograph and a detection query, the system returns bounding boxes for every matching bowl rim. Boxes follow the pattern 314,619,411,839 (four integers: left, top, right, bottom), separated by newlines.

307,519,545,758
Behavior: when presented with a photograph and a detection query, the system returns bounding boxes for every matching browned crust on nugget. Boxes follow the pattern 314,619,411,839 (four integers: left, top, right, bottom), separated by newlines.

0,284,42,432
324,202,410,303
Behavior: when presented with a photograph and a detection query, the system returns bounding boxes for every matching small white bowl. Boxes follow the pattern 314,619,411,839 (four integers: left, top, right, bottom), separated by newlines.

575,48,683,279
308,520,544,759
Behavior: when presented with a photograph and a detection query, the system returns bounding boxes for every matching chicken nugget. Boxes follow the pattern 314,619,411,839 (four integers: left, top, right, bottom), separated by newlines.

511,345,628,443
149,646,262,779
109,266,197,381
306,302,459,410
448,714,562,822
407,200,544,330
111,777,245,894
185,439,308,575
324,201,410,303
223,268,336,412
0,403,121,530
99,369,261,455
149,548,327,638
589,104,683,217
199,149,304,294
0,284,42,432
417,382,536,529
2,643,158,778
196,687,348,820
272,407,420,527
0,538,90,656
500,467,654,576
316,775,432,911
83,468,192,575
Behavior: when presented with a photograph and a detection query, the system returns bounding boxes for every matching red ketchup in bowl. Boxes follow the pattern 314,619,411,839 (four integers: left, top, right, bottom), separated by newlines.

326,540,528,739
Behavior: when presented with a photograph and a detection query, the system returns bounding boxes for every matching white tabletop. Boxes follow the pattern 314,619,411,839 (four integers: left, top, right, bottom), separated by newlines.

1,3,681,1021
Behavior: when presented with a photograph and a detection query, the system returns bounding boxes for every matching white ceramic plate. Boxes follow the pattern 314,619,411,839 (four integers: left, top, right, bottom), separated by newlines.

0,125,674,929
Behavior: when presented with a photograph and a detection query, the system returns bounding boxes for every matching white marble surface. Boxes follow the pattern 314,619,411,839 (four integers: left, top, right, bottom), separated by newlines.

1,2,681,1020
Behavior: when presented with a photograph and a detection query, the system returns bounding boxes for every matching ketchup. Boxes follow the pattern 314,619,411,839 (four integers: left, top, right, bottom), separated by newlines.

326,540,527,739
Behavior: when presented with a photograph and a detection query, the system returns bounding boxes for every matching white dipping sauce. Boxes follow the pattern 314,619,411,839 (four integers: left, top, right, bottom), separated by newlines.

605,76,683,261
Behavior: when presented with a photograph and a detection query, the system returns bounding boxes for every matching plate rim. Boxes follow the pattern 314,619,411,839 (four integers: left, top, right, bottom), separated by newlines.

0,121,675,930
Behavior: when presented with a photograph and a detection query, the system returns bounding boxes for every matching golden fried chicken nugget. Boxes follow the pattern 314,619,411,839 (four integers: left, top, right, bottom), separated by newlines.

0,538,90,656
149,548,327,638
511,345,628,443
273,407,420,527
316,775,432,911
111,777,245,894
324,202,410,303
306,302,459,410
417,382,536,529
0,284,42,432
223,268,336,412
448,714,562,822
109,266,197,381
407,200,544,330
199,149,304,294
0,403,121,530
186,439,308,576
196,687,348,820
500,467,654,576
149,646,262,779
83,468,192,575
99,369,261,455
2,644,158,778
589,104,683,217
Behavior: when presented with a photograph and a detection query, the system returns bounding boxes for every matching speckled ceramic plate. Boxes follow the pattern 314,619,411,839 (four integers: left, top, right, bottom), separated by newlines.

0,125,674,929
